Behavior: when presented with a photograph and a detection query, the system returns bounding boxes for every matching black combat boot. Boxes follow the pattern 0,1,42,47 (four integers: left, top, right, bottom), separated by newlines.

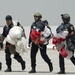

29,67,36,73
49,62,53,72
5,65,12,72
58,70,65,74
4,65,12,72
5,68,12,72
21,61,26,70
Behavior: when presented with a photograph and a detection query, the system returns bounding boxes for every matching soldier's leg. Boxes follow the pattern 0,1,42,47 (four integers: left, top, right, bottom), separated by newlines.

5,47,12,72
58,54,65,74
70,51,75,65
29,43,38,73
14,52,26,70
40,44,53,72
0,62,2,71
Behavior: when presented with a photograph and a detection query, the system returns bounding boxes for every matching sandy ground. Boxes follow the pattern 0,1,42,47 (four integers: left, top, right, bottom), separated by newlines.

0,49,75,75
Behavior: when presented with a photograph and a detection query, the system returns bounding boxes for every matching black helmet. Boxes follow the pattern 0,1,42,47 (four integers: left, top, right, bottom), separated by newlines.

61,14,70,22
5,15,12,20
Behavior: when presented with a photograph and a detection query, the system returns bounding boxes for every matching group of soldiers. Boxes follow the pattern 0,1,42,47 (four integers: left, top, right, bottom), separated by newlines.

0,12,75,74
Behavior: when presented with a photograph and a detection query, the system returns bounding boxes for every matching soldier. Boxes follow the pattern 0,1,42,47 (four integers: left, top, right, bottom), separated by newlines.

28,12,53,73
52,14,75,74
2,15,26,72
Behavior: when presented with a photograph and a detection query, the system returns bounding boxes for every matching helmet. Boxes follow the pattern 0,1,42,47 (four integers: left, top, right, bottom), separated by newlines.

61,14,70,22
5,15,12,20
34,12,42,18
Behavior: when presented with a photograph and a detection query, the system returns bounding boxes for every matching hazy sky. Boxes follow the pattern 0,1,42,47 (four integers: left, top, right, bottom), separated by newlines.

0,0,75,26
